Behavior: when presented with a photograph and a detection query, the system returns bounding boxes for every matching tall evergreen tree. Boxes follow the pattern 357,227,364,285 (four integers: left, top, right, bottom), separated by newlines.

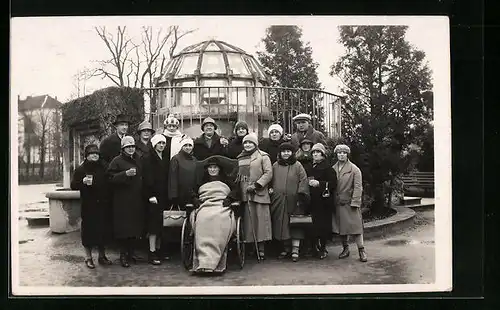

331,26,433,213
257,26,325,133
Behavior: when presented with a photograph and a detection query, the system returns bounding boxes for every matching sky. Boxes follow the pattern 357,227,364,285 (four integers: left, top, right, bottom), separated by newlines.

11,16,449,103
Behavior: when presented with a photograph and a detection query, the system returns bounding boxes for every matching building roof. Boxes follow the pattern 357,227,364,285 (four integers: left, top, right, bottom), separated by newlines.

18,95,62,112
158,39,270,85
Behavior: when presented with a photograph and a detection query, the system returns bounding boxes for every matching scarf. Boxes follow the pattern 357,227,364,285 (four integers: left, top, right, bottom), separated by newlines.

163,128,182,138
236,148,256,183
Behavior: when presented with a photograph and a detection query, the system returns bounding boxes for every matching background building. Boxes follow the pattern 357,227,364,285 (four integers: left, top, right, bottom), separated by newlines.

18,94,62,183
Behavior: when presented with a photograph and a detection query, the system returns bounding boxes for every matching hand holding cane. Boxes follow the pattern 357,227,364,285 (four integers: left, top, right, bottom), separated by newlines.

246,187,261,262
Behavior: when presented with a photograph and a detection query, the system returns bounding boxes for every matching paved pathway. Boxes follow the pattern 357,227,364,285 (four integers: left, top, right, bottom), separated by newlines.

16,209,435,287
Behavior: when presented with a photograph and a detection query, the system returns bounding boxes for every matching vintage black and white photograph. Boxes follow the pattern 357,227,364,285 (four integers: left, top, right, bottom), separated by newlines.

10,16,451,295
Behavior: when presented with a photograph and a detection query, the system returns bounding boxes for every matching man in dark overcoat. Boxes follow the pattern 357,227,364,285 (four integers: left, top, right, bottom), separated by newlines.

193,117,228,160
99,114,130,168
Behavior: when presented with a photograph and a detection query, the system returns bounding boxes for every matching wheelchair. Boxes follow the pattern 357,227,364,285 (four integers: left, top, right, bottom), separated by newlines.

180,201,245,271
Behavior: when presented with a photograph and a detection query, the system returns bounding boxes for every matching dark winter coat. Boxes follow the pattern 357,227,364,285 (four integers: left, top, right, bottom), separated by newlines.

259,138,286,164
168,151,198,207
99,133,124,168
70,159,111,247
142,148,169,234
227,135,245,159
291,127,326,149
270,158,310,240
107,152,145,239
296,149,314,176
135,139,152,159
307,159,337,239
193,133,227,161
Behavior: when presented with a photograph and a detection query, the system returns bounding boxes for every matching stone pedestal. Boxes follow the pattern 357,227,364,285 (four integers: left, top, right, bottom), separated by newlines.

46,189,81,234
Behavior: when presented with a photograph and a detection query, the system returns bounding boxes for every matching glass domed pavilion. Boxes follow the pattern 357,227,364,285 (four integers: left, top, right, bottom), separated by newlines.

151,39,342,139
154,39,273,137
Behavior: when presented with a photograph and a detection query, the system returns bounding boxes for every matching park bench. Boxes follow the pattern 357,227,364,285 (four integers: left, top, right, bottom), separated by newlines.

401,171,434,195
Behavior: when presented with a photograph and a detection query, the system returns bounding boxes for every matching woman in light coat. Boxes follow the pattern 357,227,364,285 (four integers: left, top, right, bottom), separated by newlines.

236,133,273,259
332,144,367,262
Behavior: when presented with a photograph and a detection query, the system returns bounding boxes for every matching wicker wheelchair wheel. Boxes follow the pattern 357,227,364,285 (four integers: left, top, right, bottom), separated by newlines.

236,216,245,269
180,218,193,271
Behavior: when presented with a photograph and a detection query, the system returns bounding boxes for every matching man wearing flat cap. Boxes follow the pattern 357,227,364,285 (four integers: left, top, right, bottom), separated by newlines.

99,114,131,169
290,113,326,149
193,117,228,160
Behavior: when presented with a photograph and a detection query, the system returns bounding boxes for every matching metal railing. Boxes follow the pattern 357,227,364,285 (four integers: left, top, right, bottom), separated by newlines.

143,86,343,138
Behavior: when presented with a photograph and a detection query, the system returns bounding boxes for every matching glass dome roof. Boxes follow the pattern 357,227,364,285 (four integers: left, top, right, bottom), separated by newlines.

158,40,270,85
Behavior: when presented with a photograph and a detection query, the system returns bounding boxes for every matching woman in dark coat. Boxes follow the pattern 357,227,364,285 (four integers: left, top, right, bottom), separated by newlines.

260,124,286,164
70,144,113,269
308,143,337,259
107,136,145,268
142,134,170,265
226,121,248,159
168,137,198,208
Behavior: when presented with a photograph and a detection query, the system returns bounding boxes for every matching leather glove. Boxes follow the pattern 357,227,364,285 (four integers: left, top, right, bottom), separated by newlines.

192,197,201,208
246,184,257,193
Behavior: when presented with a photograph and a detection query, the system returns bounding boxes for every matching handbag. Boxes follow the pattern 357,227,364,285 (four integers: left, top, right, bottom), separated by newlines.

322,182,331,198
290,214,313,225
163,204,187,227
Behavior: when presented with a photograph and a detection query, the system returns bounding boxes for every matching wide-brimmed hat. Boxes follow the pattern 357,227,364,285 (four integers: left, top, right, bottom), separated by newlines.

197,155,238,180
113,114,131,126
201,117,218,130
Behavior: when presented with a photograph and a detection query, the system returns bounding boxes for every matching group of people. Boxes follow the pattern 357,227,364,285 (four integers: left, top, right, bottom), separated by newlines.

71,112,366,276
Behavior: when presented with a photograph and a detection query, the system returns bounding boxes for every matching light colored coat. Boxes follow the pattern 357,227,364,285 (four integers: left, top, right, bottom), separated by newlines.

332,159,364,235
240,150,273,204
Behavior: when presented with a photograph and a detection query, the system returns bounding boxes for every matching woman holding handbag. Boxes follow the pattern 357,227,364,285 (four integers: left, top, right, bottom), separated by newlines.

308,143,337,259
236,133,273,260
142,134,170,265
269,142,310,262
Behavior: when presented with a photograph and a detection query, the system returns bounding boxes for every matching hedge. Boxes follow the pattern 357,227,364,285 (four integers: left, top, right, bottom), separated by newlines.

61,87,144,139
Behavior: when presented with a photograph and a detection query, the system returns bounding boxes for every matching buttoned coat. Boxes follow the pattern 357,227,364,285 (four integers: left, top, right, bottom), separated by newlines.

332,159,363,235
239,150,273,204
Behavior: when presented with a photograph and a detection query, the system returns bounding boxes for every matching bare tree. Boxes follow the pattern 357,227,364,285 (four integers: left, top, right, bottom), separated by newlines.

91,25,196,90
69,68,94,100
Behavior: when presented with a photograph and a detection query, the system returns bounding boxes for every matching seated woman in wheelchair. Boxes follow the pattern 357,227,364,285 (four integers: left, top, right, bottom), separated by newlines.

189,156,241,275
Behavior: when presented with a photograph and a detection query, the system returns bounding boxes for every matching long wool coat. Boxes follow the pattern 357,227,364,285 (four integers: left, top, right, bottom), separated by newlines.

142,148,169,234
168,151,198,206
238,150,273,243
135,139,152,159
270,159,310,240
70,159,111,247
307,159,337,239
107,152,145,239
332,160,363,235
